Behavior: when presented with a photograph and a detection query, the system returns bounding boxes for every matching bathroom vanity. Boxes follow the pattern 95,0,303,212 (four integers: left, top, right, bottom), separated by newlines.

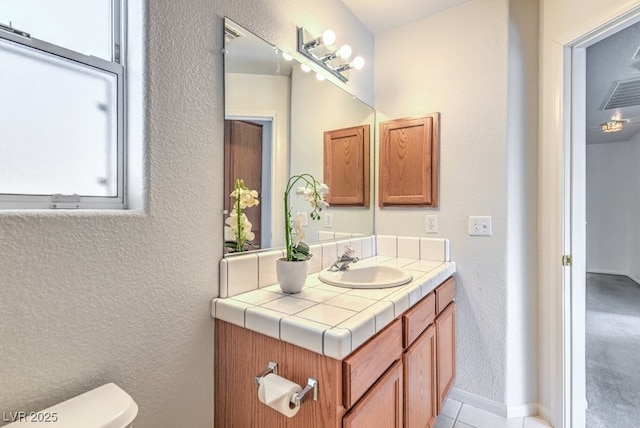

213,241,456,428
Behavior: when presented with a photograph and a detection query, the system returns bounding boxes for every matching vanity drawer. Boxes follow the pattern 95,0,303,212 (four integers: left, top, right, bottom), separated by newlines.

402,292,436,348
435,276,456,314
343,318,402,409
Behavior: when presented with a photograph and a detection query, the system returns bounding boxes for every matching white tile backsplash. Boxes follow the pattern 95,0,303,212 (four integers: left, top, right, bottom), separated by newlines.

362,236,374,258
307,243,323,274
258,249,285,288
219,258,229,298
376,235,397,257
321,241,338,269
225,253,259,297
420,237,450,262
398,236,420,259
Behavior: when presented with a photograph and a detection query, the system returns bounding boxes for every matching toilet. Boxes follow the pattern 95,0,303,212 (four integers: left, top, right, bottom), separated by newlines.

6,383,138,427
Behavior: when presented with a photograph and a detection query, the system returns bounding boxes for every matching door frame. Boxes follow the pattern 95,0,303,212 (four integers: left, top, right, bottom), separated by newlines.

554,5,640,427
225,109,282,248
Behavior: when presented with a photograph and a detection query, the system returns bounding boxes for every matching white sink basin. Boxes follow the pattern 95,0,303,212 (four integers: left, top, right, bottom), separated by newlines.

318,265,413,289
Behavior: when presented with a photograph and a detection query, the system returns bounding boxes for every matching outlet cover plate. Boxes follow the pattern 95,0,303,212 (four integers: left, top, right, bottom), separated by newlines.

425,215,438,233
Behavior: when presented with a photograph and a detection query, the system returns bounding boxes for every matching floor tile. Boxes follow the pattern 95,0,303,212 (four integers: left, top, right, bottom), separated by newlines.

441,398,463,419
524,416,552,427
453,422,475,428
457,404,510,428
435,415,455,428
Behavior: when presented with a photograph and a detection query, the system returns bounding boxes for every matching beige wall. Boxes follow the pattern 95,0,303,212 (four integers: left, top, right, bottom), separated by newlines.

375,0,538,411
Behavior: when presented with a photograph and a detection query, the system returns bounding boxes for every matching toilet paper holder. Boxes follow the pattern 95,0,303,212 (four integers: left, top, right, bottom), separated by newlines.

255,361,319,408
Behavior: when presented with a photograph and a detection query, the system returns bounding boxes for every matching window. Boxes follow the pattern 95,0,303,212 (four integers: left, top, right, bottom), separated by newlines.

0,1,125,209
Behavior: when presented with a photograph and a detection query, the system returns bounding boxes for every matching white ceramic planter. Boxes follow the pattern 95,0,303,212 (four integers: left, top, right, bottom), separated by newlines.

276,258,309,293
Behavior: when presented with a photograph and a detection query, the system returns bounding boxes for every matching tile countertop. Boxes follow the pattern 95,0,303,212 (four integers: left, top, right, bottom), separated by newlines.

211,256,456,360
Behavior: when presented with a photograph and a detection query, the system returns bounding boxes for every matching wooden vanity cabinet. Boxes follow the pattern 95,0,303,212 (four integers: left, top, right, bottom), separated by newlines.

214,276,456,428
343,360,403,428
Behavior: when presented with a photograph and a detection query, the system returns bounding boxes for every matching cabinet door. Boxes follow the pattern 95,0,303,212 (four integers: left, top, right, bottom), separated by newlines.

436,302,456,412
403,324,437,428
379,113,440,207
343,360,403,428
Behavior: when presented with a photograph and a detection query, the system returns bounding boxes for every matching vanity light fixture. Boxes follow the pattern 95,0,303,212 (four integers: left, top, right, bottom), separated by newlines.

297,27,365,82
601,120,624,133
300,63,312,73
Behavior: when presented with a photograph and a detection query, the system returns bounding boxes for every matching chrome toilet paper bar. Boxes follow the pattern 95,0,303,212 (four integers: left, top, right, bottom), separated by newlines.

255,361,319,408
291,378,318,408
255,361,278,385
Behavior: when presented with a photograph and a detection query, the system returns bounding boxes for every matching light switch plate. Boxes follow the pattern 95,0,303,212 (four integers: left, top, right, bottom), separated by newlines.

469,216,492,236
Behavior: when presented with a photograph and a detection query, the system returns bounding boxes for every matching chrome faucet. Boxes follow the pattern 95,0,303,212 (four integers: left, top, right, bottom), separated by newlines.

329,247,359,271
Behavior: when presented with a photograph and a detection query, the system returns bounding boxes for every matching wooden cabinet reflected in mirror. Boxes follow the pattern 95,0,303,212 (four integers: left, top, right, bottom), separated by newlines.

323,124,370,207
379,113,440,207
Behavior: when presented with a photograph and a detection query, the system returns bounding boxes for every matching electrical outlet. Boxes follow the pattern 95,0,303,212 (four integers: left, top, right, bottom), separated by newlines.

425,214,438,233
296,212,308,226
469,216,492,236
324,213,333,228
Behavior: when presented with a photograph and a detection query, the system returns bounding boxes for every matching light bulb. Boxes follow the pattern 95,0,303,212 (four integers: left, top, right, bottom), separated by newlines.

352,56,365,70
322,29,336,45
338,44,352,59
300,63,311,72
315,73,326,81
282,52,293,61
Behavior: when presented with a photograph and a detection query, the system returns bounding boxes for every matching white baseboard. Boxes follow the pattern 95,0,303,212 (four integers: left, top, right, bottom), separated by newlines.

448,387,539,419
587,270,640,286
538,404,552,426
586,268,627,276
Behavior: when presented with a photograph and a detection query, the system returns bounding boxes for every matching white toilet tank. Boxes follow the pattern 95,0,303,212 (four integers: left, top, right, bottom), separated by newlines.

6,383,138,428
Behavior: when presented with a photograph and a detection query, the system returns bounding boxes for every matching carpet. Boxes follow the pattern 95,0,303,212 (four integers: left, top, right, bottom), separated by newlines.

586,273,640,428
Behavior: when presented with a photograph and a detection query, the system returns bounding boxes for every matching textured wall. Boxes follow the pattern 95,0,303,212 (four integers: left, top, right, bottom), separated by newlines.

0,1,373,428
375,0,511,404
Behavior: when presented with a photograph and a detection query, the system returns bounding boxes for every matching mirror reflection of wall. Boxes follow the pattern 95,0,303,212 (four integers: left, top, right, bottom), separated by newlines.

290,66,375,242
223,18,374,255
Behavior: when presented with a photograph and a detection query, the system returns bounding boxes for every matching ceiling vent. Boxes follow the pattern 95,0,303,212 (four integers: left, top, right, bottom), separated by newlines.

601,77,640,110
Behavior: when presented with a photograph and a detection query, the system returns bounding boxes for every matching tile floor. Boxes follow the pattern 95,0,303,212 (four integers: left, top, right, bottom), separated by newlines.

436,398,552,428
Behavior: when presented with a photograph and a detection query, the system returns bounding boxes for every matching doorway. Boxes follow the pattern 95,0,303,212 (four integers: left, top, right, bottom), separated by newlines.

224,117,274,249
563,7,640,428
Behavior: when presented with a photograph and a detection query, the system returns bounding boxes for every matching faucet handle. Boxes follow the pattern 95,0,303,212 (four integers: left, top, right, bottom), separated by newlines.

343,246,355,257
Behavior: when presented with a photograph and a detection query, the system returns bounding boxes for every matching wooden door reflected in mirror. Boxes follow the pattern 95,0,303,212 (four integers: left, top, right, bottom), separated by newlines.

224,119,262,249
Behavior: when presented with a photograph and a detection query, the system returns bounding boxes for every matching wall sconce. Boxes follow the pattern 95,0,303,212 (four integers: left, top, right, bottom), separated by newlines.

297,27,364,82
601,120,624,133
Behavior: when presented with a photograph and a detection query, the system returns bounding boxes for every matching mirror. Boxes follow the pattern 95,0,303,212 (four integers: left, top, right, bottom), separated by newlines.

223,18,375,253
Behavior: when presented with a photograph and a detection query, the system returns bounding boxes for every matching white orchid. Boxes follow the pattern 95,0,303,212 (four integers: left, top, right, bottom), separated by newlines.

283,174,329,261
226,179,259,252
292,213,306,246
